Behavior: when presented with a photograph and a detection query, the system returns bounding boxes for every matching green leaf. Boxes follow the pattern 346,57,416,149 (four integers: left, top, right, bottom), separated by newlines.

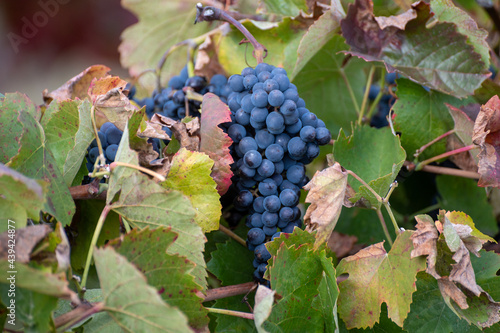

109,227,208,328
436,175,498,237
218,18,308,75
93,247,192,332
317,255,340,333
5,97,75,226
293,35,367,135
341,0,489,97
337,231,426,329
207,239,254,286
393,78,471,160
212,296,257,333
0,262,77,301
0,164,47,231
260,0,309,17
0,93,38,164
41,99,94,187
106,125,206,289
339,304,406,332
0,288,57,333
119,0,210,89
291,5,345,79
69,200,121,270
199,93,234,196
431,0,489,67
332,125,406,209
265,243,333,332
163,148,221,233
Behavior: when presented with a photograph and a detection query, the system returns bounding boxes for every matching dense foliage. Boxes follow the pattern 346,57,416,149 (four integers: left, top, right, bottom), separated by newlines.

1,0,500,332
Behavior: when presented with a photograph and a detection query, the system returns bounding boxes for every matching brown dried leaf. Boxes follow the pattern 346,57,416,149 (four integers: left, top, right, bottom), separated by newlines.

374,7,417,30
150,114,200,152
88,76,137,131
447,104,478,172
449,243,481,296
472,95,500,187
327,231,358,259
139,121,171,140
194,36,227,80
304,162,348,250
438,277,469,309
0,224,51,263
42,65,110,104
411,214,439,278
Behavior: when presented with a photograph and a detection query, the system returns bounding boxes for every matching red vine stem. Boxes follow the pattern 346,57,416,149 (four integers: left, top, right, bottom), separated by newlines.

416,144,477,170
207,307,255,320
414,129,456,158
404,161,480,179
70,183,106,200
202,282,256,302
54,302,104,330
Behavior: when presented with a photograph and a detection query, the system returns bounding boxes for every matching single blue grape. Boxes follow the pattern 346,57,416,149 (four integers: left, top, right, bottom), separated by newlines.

228,124,247,143
279,207,294,223
241,67,256,76
265,144,284,162
105,144,119,162
100,122,114,134
258,178,278,196
306,143,320,160
243,74,258,90
239,137,258,154
257,159,275,178
247,228,266,245
228,74,244,92
285,119,302,135
248,213,264,228
251,89,268,108
287,164,305,184
283,110,299,125
255,129,275,149
241,95,254,113
239,165,256,178
279,188,299,207
210,74,227,86
263,195,281,213
263,79,279,93
255,63,273,75
301,112,318,127
168,76,185,90
272,74,290,91
300,125,316,142
274,161,285,174
263,226,277,236
88,147,100,164
254,243,271,262
235,109,251,126
266,112,285,133
287,137,307,160
251,107,269,123
253,82,264,91
262,211,279,227
279,180,301,197
272,67,287,76
271,173,283,186
280,100,297,116
296,98,306,108
283,89,299,102
234,190,254,210
253,196,265,213
268,90,285,107
275,133,290,152
315,127,331,145
257,71,272,82
243,150,263,169
106,126,123,145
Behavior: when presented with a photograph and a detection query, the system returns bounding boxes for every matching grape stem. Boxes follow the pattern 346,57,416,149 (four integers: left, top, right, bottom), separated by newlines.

195,3,267,64
358,66,376,125
365,69,386,120
54,302,104,331
376,209,393,246
110,161,166,182
415,144,477,170
206,307,255,320
404,161,480,179
219,224,247,247
70,181,106,200
202,282,257,302
414,129,456,159
346,170,382,203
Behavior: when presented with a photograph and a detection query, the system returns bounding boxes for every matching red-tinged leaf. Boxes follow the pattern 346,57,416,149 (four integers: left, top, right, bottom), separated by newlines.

472,95,500,187
341,0,489,97
447,105,478,172
304,162,348,250
199,93,234,196
88,76,136,131
337,231,426,329
42,65,110,104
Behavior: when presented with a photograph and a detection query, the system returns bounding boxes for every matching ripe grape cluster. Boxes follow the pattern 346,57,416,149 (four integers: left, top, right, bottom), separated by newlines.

130,66,231,122
223,63,331,282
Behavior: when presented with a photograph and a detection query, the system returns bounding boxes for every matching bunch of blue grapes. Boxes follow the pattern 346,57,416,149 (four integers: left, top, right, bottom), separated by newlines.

223,63,331,283
84,122,160,183
129,66,231,123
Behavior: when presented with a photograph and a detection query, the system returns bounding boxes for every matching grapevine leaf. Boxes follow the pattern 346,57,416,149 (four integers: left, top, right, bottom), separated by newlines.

260,0,309,17
127,107,159,166
393,78,472,160
107,125,206,289
0,93,39,163
0,288,57,333
291,4,345,79
404,272,483,333
436,175,498,236
93,247,193,332
0,262,78,302
218,18,308,76
0,164,47,230
474,79,500,105
6,99,75,226
304,162,348,250
40,99,94,187
332,125,406,209
88,76,136,131
199,93,234,196
69,200,121,270
212,296,257,333
119,0,210,89
254,285,275,333
207,239,254,286
42,65,110,103
109,227,209,329
341,0,489,97
0,225,51,263
162,148,221,233
447,105,478,171
293,35,367,134
337,231,426,329
472,95,500,188
265,243,331,332
431,0,489,67
318,254,340,332
411,212,500,328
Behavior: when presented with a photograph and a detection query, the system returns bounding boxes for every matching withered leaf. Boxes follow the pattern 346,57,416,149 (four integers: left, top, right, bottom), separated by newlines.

194,36,227,80
0,224,51,263
374,7,417,30
447,104,479,172
472,95,500,188
88,76,137,131
151,114,201,152
411,214,439,279
304,162,348,250
42,65,110,104
327,231,358,259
